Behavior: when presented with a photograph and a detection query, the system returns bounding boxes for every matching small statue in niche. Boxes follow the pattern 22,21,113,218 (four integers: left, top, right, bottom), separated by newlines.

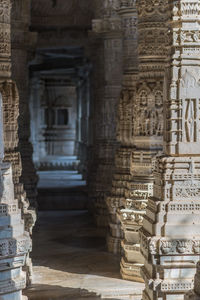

135,88,164,136
140,110,148,136
116,90,131,141
149,110,157,135
156,110,163,136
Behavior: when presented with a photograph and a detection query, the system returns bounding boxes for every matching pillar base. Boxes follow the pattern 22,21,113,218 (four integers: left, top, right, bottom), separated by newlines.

107,234,121,254
95,213,108,228
120,257,144,283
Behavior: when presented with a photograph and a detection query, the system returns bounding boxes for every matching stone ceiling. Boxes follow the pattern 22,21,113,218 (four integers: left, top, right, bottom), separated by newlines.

31,0,97,29
30,47,91,86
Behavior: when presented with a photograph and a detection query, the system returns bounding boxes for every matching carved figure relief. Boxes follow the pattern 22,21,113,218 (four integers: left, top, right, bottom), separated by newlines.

116,89,134,143
0,1,10,23
134,85,163,137
104,0,120,16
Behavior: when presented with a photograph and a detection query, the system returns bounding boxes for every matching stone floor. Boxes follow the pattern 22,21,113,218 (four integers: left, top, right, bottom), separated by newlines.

24,210,144,300
37,171,88,210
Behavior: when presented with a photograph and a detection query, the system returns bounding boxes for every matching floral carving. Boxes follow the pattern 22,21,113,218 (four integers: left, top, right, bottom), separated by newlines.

175,181,200,199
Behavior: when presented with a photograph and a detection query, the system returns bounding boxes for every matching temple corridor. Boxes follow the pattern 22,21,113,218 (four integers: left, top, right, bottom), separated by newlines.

1,1,200,300
25,171,143,299
25,209,143,300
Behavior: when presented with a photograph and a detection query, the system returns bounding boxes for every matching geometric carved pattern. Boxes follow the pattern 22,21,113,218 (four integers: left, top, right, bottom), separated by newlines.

141,1,200,299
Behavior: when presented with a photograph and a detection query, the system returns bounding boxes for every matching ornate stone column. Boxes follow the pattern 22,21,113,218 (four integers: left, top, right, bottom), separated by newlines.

0,162,31,300
0,0,35,287
6,0,37,238
140,1,200,299
11,0,38,208
117,0,168,282
0,1,31,299
88,1,123,227
106,0,138,254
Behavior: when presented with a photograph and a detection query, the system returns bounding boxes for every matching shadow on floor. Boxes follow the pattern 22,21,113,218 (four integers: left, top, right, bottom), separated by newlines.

25,284,122,300
26,210,144,299
30,210,120,279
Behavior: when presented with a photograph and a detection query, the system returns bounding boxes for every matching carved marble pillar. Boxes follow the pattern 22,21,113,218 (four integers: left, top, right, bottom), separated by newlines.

0,1,31,299
11,0,38,208
89,3,123,227
141,1,200,299
106,0,138,254
0,0,35,287
0,162,31,300
117,0,168,282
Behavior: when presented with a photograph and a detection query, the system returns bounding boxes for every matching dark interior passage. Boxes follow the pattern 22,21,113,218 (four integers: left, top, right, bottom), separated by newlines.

37,170,88,210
